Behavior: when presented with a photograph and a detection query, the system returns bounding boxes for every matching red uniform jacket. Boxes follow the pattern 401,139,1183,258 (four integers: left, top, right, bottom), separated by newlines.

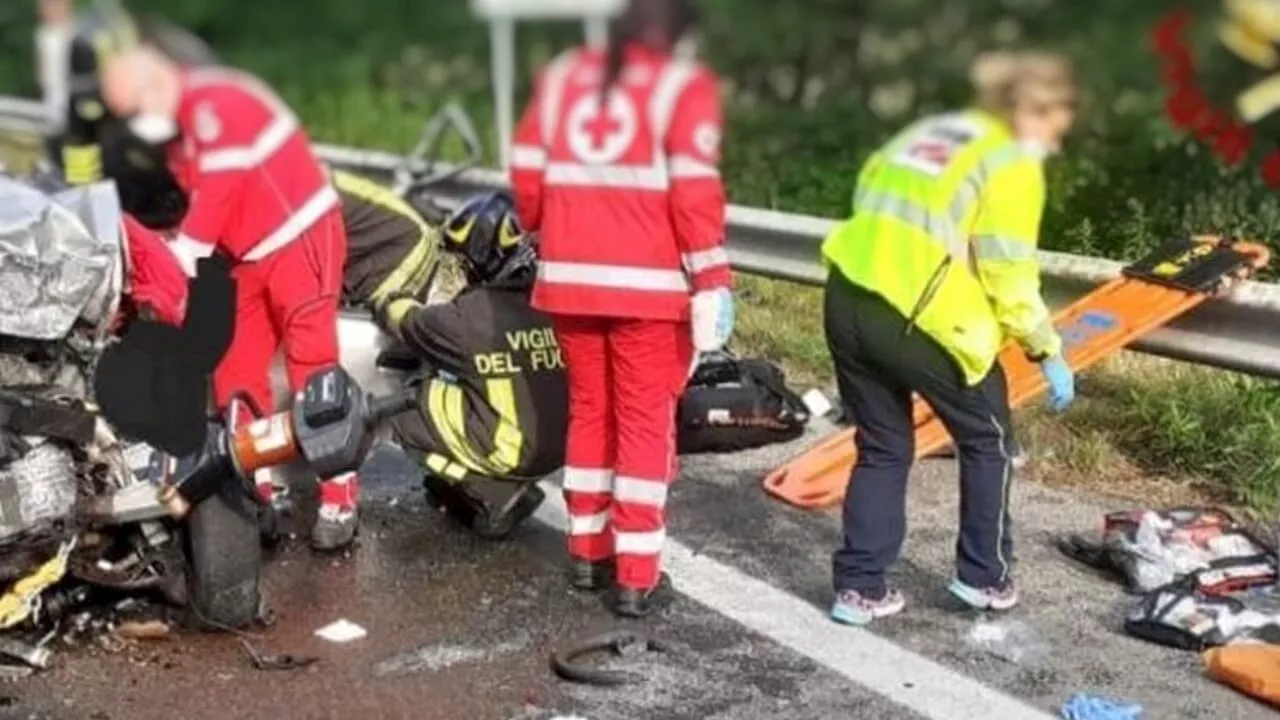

122,216,187,327
510,44,732,322
163,68,339,276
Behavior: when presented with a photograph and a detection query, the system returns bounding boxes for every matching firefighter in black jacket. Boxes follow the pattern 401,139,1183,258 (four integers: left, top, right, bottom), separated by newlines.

328,167,440,309
375,192,567,539
59,3,199,228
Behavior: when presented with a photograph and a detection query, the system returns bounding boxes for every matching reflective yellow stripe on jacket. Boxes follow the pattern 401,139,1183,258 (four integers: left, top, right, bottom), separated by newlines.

822,109,1060,385
63,144,103,186
422,377,526,480
329,168,440,305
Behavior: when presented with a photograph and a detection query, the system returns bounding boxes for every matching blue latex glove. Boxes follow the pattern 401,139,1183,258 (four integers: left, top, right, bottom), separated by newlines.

691,287,735,352
1060,693,1143,720
1039,354,1075,413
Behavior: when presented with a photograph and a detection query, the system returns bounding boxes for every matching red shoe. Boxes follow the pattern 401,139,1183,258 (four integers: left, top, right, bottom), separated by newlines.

311,473,359,552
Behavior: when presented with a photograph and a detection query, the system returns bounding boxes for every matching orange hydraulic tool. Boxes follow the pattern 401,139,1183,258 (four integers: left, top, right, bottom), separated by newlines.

762,235,1272,510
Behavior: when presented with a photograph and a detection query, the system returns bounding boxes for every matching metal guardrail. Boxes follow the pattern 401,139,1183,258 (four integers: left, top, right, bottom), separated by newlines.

3,95,1280,378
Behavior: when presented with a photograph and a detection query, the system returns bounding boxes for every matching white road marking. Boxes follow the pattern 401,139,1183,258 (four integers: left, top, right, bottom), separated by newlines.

532,480,1056,720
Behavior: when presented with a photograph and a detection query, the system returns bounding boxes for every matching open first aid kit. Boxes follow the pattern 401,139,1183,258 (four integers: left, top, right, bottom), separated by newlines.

677,350,810,455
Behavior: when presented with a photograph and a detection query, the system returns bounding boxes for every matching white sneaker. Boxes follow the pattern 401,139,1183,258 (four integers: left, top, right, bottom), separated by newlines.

947,579,1019,611
830,588,906,626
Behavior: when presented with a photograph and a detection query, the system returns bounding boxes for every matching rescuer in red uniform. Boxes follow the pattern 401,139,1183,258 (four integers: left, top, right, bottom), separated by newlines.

120,215,189,328
510,0,734,617
83,14,359,551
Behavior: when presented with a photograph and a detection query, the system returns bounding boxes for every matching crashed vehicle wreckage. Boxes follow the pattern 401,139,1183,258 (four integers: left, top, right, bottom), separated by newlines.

7,8,813,682
0,176,226,669
0,176,421,676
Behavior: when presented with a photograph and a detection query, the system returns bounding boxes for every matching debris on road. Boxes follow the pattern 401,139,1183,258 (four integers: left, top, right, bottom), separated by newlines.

964,618,1045,664
0,635,52,669
0,537,76,630
239,638,318,672
1059,692,1143,719
0,664,32,681
114,619,171,641
801,389,833,418
551,630,671,686
314,618,366,643
373,637,528,677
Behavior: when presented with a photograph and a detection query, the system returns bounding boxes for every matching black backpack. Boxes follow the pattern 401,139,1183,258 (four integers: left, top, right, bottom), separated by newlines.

677,350,811,455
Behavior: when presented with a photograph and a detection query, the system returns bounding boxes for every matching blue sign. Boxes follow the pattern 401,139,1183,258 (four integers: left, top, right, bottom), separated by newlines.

1058,310,1119,351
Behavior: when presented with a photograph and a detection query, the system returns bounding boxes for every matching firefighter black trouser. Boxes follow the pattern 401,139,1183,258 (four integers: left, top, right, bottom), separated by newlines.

823,271,1016,595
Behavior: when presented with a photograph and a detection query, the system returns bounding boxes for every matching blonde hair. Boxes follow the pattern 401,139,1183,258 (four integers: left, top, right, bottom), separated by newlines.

970,50,1077,118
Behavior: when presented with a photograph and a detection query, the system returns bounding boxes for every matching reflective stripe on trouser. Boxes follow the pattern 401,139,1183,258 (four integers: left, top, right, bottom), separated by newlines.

425,453,470,483
553,314,692,589
556,315,617,563
421,378,525,479
824,276,1015,593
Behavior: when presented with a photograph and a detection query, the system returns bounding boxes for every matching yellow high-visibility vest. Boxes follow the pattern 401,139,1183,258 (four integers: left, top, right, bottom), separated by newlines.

822,108,1061,385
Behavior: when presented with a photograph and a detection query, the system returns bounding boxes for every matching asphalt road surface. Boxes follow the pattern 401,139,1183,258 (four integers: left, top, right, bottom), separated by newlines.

2,417,1275,720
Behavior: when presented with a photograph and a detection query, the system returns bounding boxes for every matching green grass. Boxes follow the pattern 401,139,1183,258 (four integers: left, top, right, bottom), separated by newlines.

2,0,1278,509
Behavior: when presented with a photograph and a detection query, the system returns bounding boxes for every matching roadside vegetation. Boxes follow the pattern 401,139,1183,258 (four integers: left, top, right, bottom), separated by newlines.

0,0,1276,511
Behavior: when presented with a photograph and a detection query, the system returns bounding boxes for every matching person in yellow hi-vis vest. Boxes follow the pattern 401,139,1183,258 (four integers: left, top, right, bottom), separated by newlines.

821,50,1079,626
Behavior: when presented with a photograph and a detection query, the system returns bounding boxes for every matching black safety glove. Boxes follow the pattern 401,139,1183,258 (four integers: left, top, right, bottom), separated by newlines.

94,254,236,457
373,291,421,336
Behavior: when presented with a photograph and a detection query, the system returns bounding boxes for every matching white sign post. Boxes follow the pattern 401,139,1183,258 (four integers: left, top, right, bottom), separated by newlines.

469,0,626,169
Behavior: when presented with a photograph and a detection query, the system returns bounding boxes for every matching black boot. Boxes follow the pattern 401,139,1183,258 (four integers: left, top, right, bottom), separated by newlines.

423,473,544,541
569,559,613,592
470,483,546,541
258,489,295,548
610,573,673,618
258,504,282,547
423,473,483,527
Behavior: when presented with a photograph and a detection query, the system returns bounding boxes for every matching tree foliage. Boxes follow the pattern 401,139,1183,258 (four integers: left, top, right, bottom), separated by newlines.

2,0,1278,270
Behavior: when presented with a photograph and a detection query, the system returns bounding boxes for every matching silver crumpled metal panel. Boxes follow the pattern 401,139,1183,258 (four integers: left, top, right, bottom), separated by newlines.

0,442,77,545
0,177,123,341
0,352,88,400
51,180,126,338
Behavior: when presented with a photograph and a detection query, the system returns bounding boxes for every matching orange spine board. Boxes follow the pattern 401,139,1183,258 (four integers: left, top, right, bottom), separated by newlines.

763,238,1270,510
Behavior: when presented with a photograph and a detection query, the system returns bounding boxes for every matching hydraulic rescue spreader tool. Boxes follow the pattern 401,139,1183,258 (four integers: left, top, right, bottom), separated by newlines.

763,234,1272,510
157,366,417,518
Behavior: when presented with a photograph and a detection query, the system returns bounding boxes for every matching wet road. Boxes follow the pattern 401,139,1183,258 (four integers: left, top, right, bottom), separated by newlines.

2,420,1276,720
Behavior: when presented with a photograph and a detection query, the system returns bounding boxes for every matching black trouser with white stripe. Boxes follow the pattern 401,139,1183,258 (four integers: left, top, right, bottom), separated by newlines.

823,271,1016,595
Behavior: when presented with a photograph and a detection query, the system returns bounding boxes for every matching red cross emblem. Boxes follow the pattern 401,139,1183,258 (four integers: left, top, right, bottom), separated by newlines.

566,91,638,164
908,140,951,166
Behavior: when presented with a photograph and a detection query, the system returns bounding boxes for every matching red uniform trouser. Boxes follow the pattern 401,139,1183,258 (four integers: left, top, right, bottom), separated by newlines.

552,315,693,590
212,209,356,506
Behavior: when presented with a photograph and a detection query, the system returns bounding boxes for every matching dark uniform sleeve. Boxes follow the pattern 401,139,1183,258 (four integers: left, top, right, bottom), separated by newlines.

392,301,474,375
61,32,110,185
333,170,440,308
384,287,567,484
61,95,106,185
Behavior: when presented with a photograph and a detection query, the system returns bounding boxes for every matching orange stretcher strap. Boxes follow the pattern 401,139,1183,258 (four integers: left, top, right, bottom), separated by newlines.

763,235,1271,510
